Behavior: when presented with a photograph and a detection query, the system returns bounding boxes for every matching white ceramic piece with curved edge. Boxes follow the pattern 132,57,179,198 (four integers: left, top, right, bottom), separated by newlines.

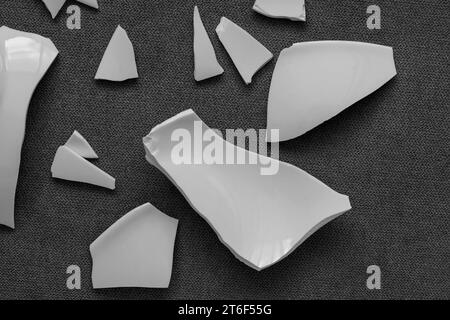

51,146,115,190
0,26,58,229
266,41,397,142
95,25,138,81
253,0,306,21
65,130,98,159
193,6,224,81
41,0,99,19
216,17,273,84
90,203,178,288
143,109,351,270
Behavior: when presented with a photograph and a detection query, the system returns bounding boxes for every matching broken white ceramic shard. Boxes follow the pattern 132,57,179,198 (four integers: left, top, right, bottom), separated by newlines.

143,109,351,270
51,146,115,190
90,203,178,288
266,41,397,142
76,0,99,9
193,6,224,81
216,17,273,84
64,131,98,159
253,0,306,21
41,0,66,19
0,26,58,229
95,25,138,81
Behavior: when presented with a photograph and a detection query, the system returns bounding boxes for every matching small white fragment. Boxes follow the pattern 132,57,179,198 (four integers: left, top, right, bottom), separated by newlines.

253,0,306,21
216,17,273,84
65,131,99,159
76,0,99,9
266,41,397,142
193,6,224,81
41,0,66,19
95,25,139,81
90,203,178,288
51,146,115,190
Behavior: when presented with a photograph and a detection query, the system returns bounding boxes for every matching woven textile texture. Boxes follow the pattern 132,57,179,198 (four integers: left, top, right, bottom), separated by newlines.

0,0,448,299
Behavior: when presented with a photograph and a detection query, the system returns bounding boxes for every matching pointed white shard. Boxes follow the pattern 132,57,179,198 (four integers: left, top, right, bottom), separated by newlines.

266,41,397,142
51,146,115,190
216,17,273,84
143,109,351,270
64,131,99,159
0,26,58,229
41,0,66,19
90,203,178,288
76,0,99,9
253,0,306,21
95,25,138,81
193,6,224,81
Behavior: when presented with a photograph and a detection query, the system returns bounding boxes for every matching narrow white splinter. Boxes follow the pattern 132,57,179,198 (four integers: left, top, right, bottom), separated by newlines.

65,131,99,159
0,26,58,229
216,17,273,84
41,0,99,19
143,109,352,270
51,146,115,190
253,0,306,21
266,41,397,142
193,6,224,81
90,203,178,288
95,25,139,81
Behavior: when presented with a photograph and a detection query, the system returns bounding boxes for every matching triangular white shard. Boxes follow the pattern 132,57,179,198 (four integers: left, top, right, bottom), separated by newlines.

253,0,306,21
0,26,58,229
216,17,273,84
193,6,224,81
76,0,99,9
95,25,138,81
64,131,99,159
41,0,66,19
51,146,115,190
90,203,178,288
266,41,397,142
143,109,351,270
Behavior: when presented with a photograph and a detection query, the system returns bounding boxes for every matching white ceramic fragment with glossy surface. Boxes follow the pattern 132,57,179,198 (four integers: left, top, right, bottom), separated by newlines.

51,146,115,190
143,109,351,270
77,0,99,9
0,26,58,229
90,203,178,288
95,25,138,81
41,0,66,19
253,0,306,21
266,41,397,142
216,17,273,84
65,130,98,159
193,6,224,81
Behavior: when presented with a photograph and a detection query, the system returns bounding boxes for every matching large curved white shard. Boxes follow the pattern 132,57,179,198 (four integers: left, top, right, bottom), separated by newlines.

216,17,273,84
51,146,115,190
193,6,224,81
253,0,306,21
143,109,351,270
266,41,397,142
0,26,58,229
95,25,138,81
90,203,178,288
65,130,98,159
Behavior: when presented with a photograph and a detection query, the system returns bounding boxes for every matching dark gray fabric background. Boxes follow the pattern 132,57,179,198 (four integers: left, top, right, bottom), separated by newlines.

0,0,448,300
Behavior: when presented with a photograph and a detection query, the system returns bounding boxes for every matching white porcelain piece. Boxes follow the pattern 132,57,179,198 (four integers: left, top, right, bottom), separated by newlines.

143,109,351,270
216,17,273,84
51,146,115,190
65,130,98,159
253,0,306,21
193,6,224,81
266,41,397,142
90,203,178,288
41,0,99,19
76,0,99,9
95,25,138,81
0,26,58,228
